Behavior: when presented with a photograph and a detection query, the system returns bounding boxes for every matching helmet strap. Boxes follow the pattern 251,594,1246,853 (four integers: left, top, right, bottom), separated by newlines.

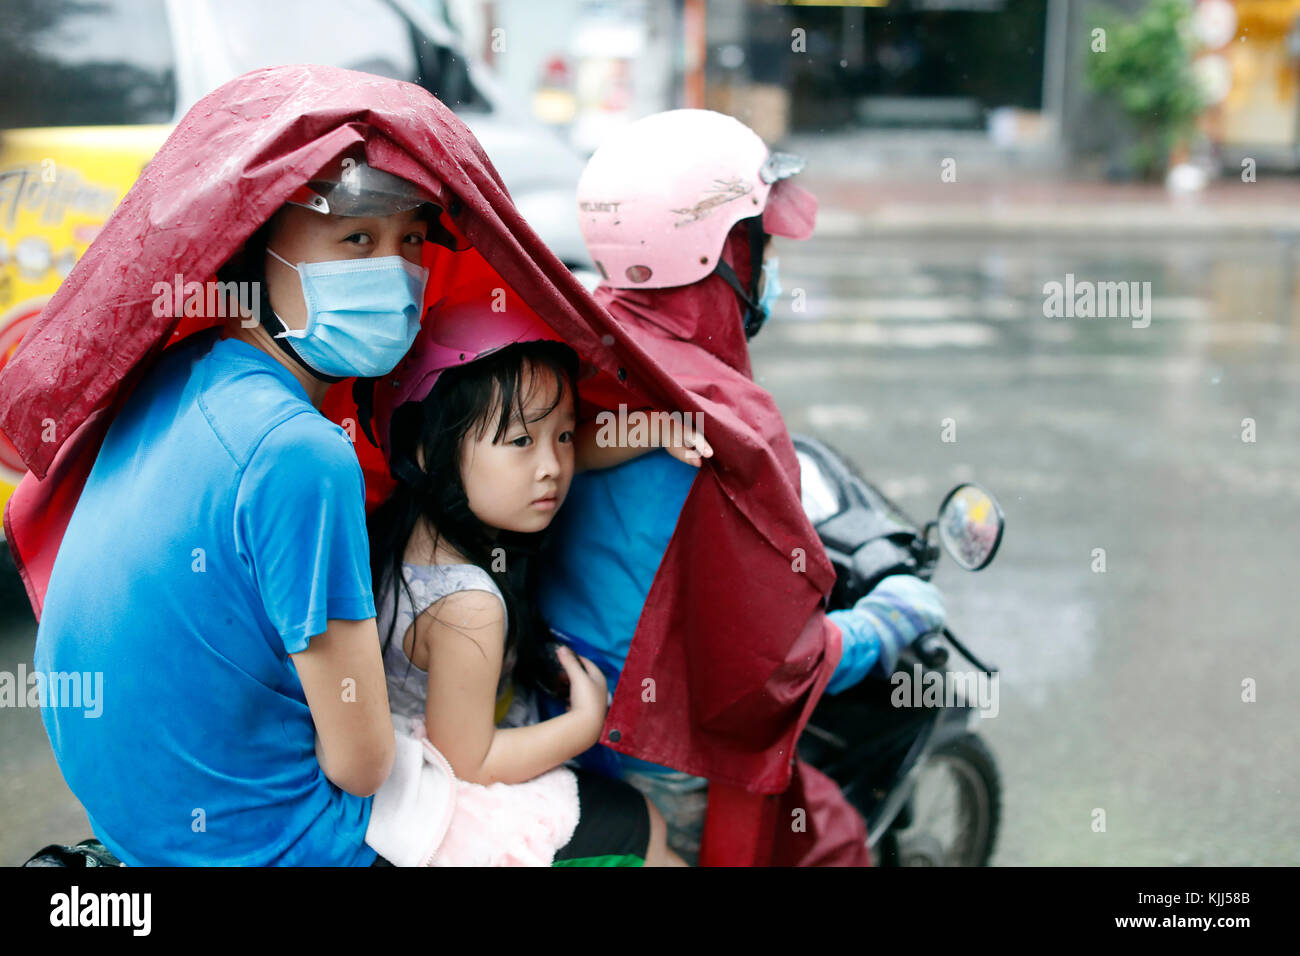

353,377,379,447
256,284,346,384
391,454,426,487
390,407,429,487
712,216,769,340
367,392,428,487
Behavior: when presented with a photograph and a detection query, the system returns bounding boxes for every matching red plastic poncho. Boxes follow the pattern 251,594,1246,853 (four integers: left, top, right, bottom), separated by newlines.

0,64,864,864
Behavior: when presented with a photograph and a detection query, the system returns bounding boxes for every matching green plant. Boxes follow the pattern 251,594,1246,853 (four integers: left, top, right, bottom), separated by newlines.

1086,0,1205,179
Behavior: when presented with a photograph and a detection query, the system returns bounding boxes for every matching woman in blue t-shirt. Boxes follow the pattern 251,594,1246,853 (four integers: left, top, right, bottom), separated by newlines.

32,146,462,865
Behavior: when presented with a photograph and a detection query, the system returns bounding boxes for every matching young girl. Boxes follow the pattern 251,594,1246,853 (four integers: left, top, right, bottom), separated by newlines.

367,279,706,866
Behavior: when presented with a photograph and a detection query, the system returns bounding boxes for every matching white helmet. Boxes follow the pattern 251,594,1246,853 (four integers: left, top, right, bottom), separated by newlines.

576,109,816,291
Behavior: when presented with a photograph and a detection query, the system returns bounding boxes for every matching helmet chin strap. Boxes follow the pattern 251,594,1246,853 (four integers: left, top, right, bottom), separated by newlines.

353,377,379,447
390,452,426,487
711,215,768,340
255,283,346,384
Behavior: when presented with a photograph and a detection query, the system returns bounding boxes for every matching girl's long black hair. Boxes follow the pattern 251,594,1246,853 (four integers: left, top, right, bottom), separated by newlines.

368,340,580,677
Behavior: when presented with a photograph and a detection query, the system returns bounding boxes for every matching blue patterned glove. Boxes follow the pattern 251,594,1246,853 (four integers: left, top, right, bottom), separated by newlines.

825,574,946,695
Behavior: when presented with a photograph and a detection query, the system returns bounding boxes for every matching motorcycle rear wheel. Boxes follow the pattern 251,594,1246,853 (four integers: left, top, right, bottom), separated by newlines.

877,733,1000,867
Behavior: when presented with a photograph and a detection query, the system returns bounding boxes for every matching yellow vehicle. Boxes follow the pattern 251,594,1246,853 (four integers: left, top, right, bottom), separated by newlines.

0,128,170,508
0,0,591,532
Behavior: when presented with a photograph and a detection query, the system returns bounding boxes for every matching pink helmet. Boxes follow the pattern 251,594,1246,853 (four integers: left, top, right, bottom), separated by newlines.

370,279,568,460
576,109,817,290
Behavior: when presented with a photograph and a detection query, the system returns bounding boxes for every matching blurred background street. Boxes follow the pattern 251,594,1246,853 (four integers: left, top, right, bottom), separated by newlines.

3,0,1299,866
755,223,1300,866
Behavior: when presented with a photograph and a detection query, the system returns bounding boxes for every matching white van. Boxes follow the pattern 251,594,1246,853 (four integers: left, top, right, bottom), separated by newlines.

0,0,593,529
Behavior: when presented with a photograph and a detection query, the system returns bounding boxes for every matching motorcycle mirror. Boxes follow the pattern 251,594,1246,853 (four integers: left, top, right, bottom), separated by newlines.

796,449,844,524
936,483,1004,571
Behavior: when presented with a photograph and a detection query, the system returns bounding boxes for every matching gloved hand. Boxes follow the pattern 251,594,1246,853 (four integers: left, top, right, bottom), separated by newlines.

824,574,946,695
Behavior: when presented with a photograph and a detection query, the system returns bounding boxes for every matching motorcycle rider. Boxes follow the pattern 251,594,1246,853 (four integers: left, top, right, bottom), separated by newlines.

537,109,947,862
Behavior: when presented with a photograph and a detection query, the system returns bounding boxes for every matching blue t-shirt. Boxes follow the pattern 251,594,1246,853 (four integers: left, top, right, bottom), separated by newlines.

34,329,378,866
537,450,697,774
538,447,874,775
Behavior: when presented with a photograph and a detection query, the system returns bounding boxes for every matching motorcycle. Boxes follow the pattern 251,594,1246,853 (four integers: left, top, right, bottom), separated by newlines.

792,433,1005,866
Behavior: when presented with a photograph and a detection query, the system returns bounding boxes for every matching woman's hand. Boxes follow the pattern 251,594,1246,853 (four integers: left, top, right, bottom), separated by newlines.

557,645,608,748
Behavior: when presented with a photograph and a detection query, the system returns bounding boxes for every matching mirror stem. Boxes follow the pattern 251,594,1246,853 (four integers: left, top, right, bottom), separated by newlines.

943,627,997,676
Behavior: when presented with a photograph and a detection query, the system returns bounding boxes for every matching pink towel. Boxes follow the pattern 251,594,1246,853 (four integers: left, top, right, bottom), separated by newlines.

431,767,580,867
387,714,580,867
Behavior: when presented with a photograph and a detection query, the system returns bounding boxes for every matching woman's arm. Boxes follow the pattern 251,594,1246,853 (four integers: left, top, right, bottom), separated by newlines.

417,591,603,785
292,618,395,796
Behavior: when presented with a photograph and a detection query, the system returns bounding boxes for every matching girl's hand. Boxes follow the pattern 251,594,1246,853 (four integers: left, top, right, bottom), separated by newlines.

661,414,713,468
557,645,608,741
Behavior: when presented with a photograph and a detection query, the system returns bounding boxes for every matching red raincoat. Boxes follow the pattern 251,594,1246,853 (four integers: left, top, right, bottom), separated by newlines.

0,64,866,865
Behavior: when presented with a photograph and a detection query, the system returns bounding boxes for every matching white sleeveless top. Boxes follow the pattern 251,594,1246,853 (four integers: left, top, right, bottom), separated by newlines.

376,563,509,722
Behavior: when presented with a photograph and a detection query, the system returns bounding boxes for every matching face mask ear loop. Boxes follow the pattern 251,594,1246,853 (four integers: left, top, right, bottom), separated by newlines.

256,254,346,384
266,247,298,273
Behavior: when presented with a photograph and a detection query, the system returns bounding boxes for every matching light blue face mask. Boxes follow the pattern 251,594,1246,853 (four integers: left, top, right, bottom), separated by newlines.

266,248,428,379
757,256,782,318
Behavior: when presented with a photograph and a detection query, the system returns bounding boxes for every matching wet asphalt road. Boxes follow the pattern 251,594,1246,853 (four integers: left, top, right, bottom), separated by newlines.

1,231,1297,865
752,233,1300,865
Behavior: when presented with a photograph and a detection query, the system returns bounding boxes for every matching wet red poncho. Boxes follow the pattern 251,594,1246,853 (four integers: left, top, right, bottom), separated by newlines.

0,64,866,864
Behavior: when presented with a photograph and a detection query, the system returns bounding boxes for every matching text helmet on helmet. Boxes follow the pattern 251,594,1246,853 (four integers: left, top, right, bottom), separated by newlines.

576,109,817,291
368,279,569,462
